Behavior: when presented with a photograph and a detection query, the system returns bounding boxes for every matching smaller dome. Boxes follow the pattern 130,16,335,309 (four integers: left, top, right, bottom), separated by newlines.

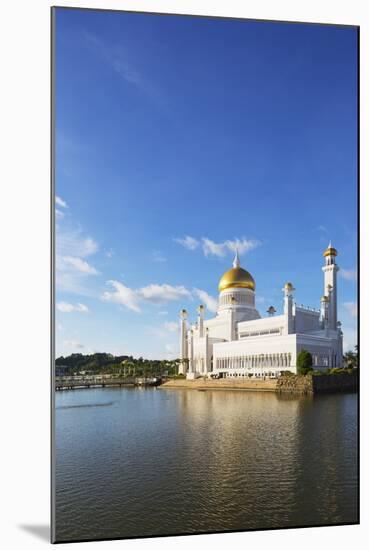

320,295,329,302
284,282,294,291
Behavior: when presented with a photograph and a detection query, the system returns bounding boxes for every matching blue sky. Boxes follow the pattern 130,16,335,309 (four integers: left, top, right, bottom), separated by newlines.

55,9,358,358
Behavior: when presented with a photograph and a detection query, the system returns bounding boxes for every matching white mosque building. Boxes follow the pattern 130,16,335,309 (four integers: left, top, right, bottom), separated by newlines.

179,243,343,379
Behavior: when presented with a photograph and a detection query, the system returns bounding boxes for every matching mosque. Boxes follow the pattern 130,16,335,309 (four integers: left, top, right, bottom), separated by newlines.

179,243,343,379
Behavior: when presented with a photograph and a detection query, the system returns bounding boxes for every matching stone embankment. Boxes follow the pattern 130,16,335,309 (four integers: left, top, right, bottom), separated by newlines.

161,378,278,391
276,373,357,395
161,374,357,394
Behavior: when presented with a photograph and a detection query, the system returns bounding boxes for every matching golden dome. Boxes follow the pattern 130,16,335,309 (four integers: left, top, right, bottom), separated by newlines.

321,295,329,302
218,266,255,292
284,282,294,290
323,242,338,257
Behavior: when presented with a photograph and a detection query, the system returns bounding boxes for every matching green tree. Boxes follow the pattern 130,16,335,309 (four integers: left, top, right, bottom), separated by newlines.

343,350,357,369
297,349,313,375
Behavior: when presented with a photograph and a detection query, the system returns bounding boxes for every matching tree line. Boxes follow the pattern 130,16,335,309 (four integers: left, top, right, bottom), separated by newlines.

55,352,181,377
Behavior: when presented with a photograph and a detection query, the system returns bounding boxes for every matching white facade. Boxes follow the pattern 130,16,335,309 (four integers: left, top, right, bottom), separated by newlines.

179,244,343,379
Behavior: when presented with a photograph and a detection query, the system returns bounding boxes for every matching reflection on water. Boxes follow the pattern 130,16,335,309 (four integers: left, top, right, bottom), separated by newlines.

54,388,358,542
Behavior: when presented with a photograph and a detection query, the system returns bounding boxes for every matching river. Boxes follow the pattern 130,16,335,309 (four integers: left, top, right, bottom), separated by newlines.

54,387,358,542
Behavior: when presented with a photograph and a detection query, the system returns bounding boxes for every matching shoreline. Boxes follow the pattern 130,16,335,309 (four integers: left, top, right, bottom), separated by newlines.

160,379,278,392
160,374,358,394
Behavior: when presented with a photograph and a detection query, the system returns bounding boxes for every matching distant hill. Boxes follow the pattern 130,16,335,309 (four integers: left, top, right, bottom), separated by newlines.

55,352,179,376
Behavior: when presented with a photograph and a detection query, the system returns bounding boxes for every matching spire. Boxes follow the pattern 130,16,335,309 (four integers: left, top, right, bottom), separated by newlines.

233,248,240,268
328,240,332,248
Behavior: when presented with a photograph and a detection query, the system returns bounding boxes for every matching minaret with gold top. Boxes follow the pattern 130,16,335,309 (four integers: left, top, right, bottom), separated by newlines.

322,242,339,330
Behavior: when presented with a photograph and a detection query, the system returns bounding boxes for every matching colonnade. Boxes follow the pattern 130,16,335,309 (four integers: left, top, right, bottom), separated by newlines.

215,352,292,370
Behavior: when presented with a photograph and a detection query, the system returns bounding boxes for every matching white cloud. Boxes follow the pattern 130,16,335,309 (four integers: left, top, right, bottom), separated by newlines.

57,228,98,258
176,236,260,258
193,288,218,313
56,301,89,313
102,280,193,313
59,256,99,275
63,339,85,349
105,248,114,258
138,284,192,303
102,281,141,313
340,269,357,282
202,238,226,257
343,301,357,318
56,227,99,294
56,196,68,208
174,236,199,250
224,238,260,255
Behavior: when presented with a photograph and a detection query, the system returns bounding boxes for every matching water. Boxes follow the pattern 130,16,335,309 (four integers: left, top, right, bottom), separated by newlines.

54,388,358,542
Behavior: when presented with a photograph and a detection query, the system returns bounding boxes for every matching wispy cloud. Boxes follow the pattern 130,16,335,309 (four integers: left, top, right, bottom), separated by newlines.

56,302,89,313
340,268,357,282
55,209,65,219
193,288,218,313
175,235,260,258
343,301,357,318
152,250,167,262
174,236,199,250
164,321,179,333
56,224,99,294
57,229,98,258
63,339,85,350
317,225,328,234
82,31,165,108
83,31,141,85
56,196,68,208
58,256,99,275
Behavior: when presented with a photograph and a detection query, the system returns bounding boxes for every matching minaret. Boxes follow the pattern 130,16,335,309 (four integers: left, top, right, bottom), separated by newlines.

322,242,339,330
179,309,188,374
197,304,205,337
283,282,295,334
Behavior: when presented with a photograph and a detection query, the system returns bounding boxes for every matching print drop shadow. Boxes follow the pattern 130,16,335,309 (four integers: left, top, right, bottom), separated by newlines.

18,524,50,542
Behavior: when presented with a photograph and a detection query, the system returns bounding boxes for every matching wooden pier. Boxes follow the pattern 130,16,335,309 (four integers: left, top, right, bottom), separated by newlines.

55,376,162,391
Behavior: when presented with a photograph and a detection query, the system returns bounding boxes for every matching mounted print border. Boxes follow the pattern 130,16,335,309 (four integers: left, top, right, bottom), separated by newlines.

51,6,359,544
